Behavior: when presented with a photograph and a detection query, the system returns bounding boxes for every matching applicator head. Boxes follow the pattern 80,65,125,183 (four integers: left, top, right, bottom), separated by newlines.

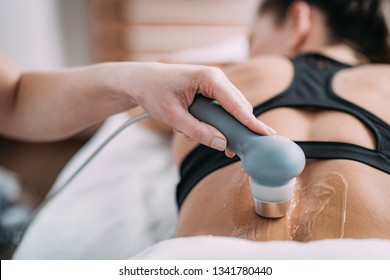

242,135,305,218
249,177,296,218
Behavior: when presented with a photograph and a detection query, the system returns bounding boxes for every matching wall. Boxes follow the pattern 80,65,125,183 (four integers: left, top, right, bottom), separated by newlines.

90,0,259,64
0,0,90,70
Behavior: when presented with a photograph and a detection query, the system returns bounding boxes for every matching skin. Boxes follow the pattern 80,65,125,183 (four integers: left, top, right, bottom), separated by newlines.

174,1,390,241
0,53,271,201
0,54,270,147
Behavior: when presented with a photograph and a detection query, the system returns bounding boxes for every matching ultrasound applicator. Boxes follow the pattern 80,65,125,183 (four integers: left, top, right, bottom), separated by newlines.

189,95,305,218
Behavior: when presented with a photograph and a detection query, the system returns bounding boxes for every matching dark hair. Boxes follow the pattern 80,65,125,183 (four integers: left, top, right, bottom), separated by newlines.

258,0,390,63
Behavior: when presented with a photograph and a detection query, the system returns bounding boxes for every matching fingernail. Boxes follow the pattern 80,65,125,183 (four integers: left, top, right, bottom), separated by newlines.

211,137,227,151
225,151,235,158
266,126,277,134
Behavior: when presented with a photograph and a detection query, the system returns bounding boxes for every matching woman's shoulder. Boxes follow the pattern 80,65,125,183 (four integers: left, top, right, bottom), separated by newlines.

339,63,390,94
331,62,390,123
224,55,292,76
357,63,390,81
223,55,294,104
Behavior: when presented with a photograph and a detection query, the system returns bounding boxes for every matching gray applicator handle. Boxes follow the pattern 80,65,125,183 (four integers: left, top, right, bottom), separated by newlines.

189,95,254,155
189,95,305,187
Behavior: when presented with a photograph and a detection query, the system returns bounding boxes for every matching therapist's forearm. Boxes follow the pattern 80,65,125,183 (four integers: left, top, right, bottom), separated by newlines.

0,63,136,141
0,54,273,151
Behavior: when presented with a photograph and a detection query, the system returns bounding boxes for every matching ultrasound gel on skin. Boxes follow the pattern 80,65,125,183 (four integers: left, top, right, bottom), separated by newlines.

189,96,306,218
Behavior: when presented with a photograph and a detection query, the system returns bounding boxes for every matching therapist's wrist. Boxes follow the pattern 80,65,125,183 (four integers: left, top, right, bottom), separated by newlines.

97,62,140,110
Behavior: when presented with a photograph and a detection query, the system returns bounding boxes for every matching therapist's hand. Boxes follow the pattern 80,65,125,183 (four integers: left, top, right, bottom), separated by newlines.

0,53,274,146
116,62,275,154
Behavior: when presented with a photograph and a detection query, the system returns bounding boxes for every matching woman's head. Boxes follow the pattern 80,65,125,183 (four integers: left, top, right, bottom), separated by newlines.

250,0,390,63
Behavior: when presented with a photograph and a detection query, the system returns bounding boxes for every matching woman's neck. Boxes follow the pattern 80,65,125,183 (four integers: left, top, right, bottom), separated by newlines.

297,7,368,65
314,45,369,65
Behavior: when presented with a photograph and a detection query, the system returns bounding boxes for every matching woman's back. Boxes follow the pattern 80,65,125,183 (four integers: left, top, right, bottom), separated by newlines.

174,52,390,241
174,0,390,241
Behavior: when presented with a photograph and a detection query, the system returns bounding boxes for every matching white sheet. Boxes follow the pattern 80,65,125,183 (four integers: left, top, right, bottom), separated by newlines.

134,236,390,259
13,113,179,259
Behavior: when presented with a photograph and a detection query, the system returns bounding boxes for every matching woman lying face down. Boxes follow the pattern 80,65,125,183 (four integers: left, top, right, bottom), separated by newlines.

172,0,390,241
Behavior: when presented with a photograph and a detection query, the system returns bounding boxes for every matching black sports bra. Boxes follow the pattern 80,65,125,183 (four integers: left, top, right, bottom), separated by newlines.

177,54,390,208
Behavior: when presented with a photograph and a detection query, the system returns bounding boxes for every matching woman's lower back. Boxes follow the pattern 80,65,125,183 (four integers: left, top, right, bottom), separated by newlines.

176,159,390,241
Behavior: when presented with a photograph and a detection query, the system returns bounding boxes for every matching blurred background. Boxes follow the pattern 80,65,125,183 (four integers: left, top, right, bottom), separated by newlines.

1,0,261,259
0,0,258,70
0,0,90,69
0,0,260,222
